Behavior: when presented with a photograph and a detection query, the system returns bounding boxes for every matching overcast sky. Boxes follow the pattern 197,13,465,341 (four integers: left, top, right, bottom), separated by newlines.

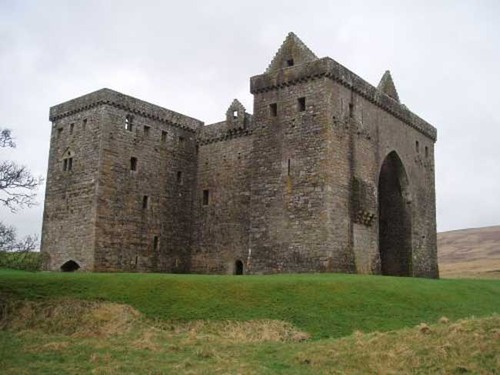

1,0,499,237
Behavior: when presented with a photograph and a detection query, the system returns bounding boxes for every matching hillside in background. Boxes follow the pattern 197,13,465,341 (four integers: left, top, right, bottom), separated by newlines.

438,225,500,278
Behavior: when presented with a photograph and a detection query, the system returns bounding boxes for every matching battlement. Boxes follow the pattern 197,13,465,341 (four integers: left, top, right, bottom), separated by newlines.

49,88,204,132
250,57,437,142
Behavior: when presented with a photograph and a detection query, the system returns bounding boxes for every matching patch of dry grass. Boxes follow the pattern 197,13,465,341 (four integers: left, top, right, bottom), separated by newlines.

1,299,498,374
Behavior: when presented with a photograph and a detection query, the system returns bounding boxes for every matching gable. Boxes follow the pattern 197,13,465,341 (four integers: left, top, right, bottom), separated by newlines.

265,32,318,73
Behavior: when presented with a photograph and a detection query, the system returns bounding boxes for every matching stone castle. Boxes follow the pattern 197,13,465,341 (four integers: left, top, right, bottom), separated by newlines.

41,33,438,277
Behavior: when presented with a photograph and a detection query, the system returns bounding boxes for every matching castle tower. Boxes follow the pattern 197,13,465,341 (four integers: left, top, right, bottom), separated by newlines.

41,89,203,272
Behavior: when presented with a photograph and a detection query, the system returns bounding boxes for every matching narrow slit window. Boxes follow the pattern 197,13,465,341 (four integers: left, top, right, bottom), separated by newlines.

70,123,74,135
270,103,277,117
202,189,209,206
349,103,354,118
125,115,134,131
153,236,159,251
287,159,291,176
144,126,150,137
161,131,167,143
416,141,420,153
63,157,73,172
130,157,137,171
177,171,183,184
425,146,429,158
142,195,149,209
82,119,87,131
298,97,306,112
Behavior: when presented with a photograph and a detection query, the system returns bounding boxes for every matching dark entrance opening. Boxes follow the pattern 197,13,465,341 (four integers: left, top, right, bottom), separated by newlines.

60,260,80,272
235,260,244,275
378,151,412,276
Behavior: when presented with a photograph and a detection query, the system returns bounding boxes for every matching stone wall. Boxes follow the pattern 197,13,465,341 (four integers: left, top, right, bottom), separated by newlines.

41,33,438,278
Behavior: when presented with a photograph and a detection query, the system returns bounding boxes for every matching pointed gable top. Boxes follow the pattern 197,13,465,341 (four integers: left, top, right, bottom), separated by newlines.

377,70,400,103
265,32,318,73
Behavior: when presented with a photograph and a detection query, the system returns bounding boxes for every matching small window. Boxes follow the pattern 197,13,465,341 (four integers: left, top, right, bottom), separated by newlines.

286,59,294,67
153,236,159,251
177,171,183,185
70,123,74,135
57,128,63,139
416,141,420,153
287,159,291,176
161,131,167,143
202,189,209,206
233,110,238,119
130,157,137,171
142,195,149,209
82,119,87,131
144,126,150,137
179,136,185,143
298,97,306,112
63,157,73,172
425,146,429,158
349,103,354,118
125,115,134,131
195,145,199,154
270,103,277,117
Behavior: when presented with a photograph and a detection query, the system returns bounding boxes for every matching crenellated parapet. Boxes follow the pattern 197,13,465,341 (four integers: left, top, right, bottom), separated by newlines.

251,57,437,142
49,88,204,132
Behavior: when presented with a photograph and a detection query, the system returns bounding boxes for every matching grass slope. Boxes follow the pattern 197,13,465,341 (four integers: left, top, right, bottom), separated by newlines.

1,270,499,339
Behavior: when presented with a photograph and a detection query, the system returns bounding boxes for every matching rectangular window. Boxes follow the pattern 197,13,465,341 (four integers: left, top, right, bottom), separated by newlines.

63,157,73,172
425,146,429,158
153,236,159,251
144,126,150,137
416,140,420,153
142,195,149,209
125,115,134,131
82,119,87,131
70,123,74,135
161,131,167,143
287,59,294,67
57,128,63,139
177,171,183,185
270,103,277,117
287,159,291,176
349,103,354,118
298,97,306,112
202,189,210,206
130,157,137,171
179,136,185,143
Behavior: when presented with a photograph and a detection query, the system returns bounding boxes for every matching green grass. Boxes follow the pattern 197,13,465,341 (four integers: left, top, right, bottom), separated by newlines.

1,270,499,339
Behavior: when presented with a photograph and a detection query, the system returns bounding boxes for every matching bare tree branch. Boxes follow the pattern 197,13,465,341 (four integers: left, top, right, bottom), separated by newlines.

0,128,42,212
0,128,15,148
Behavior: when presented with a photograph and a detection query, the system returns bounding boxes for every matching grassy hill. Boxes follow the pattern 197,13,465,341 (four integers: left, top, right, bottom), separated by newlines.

1,270,499,374
438,225,500,278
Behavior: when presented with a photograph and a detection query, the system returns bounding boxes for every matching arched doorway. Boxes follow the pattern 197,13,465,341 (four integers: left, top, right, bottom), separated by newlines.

60,260,80,272
378,151,412,276
235,260,244,275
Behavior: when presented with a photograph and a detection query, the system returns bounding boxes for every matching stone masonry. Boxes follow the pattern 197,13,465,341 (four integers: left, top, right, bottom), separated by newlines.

41,33,439,277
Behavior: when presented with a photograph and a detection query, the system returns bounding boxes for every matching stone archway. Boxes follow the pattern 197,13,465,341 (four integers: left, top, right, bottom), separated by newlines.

60,260,80,272
378,151,412,276
234,260,244,275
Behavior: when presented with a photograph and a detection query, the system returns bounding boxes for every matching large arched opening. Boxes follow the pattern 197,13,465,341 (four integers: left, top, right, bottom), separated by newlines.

60,260,80,272
378,151,412,276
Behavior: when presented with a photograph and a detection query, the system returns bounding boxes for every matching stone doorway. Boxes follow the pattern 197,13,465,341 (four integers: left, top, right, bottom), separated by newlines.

234,260,244,275
378,151,412,276
60,260,80,272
